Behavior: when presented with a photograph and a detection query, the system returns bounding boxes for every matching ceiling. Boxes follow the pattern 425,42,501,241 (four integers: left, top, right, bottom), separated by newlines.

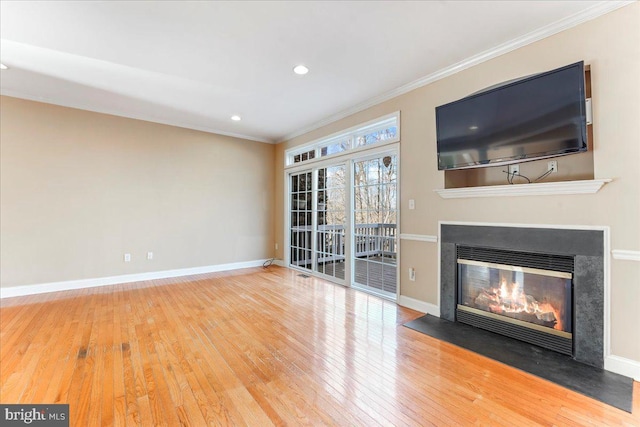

0,1,629,143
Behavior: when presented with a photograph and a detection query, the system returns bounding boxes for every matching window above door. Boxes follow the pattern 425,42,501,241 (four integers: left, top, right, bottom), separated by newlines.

285,112,400,167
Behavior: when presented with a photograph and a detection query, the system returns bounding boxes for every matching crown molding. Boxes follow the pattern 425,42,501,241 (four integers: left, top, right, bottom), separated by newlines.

0,90,274,144
280,1,634,143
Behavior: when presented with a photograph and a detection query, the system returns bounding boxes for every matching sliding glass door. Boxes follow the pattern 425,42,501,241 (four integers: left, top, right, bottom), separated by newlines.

287,149,398,298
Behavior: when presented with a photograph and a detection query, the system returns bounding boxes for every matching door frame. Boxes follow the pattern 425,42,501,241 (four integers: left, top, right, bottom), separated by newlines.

284,143,400,300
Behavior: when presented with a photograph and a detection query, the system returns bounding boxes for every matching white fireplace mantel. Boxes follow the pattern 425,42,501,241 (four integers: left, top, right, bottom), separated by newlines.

435,179,612,199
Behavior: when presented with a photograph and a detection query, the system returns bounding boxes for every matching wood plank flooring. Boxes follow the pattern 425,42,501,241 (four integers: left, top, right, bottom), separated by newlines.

1,266,638,426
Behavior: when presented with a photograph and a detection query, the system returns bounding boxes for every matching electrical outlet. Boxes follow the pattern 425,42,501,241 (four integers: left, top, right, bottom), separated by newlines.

275,243,279,250
409,199,415,210
508,164,520,175
124,253,131,262
147,252,153,260
409,268,416,281
548,160,558,173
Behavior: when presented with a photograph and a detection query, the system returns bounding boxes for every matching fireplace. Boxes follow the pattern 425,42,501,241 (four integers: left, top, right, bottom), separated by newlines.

456,246,574,355
440,224,605,368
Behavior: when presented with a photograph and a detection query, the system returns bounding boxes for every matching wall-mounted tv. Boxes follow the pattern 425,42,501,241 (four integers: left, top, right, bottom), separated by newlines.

436,61,588,170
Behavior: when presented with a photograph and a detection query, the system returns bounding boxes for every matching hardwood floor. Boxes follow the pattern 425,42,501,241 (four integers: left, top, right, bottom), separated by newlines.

1,266,638,426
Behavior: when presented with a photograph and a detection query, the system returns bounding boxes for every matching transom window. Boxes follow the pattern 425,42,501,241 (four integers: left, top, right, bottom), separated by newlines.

292,150,316,164
286,112,399,166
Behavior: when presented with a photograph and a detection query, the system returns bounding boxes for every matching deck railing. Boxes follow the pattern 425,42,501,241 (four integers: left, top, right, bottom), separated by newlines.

291,223,396,266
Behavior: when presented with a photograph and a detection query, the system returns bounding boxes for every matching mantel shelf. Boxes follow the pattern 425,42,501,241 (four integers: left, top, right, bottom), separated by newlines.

435,179,612,199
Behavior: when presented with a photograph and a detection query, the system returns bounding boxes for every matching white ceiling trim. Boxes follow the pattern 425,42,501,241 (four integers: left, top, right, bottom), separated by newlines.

280,0,634,143
0,88,271,144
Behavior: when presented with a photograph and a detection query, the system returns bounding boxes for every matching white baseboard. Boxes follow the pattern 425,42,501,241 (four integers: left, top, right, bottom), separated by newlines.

605,355,640,381
398,295,440,317
0,259,269,299
273,259,286,267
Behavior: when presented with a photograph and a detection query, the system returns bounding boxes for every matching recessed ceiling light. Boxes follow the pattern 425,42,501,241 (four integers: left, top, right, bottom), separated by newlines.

0,64,8,70
469,125,478,130
231,115,241,121
293,65,309,75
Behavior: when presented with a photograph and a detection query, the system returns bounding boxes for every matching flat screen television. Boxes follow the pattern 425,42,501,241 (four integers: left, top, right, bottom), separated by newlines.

436,61,588,170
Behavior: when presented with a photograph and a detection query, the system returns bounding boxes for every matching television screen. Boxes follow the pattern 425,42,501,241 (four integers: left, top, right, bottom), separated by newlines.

436,61,587,170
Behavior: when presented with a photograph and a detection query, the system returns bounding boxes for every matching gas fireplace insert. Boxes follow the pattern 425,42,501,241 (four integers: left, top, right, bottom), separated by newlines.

456,246,574,355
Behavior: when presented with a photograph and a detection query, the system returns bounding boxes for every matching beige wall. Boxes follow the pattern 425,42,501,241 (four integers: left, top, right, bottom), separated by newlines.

275,4,640,362
1,96,275,287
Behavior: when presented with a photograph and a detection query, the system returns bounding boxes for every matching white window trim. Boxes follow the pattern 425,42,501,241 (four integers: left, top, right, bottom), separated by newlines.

285,111,400,168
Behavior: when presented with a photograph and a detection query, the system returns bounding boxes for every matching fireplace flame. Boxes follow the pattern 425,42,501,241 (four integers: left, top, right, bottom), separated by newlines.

477,280,564,331
500,280,509,300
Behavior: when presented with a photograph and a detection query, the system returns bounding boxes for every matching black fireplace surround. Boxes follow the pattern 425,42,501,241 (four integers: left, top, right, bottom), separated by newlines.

440,224,604,368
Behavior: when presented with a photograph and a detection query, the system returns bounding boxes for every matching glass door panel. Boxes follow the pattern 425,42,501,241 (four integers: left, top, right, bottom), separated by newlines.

290,171,313,271
316,165,346,281
352,154,397,298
